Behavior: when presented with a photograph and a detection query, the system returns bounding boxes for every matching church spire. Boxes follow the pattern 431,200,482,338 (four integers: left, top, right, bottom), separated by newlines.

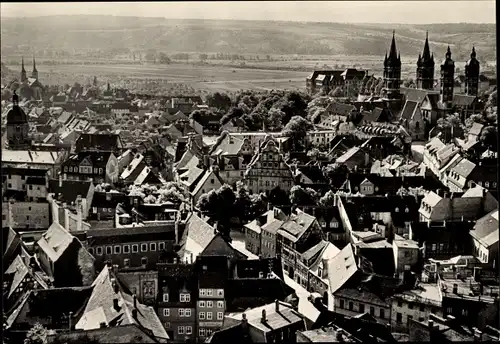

31,56,39,80
422,31,431,61
33,56,38,72
471,46,476,59
446,46,452,59
389,30,398,60
21,57,27,82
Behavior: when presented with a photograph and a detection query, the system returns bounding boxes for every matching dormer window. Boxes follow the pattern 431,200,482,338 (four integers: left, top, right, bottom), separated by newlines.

395,207,399,213
405,207,409,213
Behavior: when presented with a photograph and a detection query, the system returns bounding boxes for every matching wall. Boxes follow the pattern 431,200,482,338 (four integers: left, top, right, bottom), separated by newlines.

391,297,443,333
105,154,119,183
334,292,391,324
393,242,419,275
3,201,50,229
116,270,158,306
244,227,261,256
27,184,48,201
260,232,277,259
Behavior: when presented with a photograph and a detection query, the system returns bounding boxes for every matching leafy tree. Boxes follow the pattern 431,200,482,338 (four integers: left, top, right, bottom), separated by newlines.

266,107,285,131
1,88,12,101
268,186,290,208
479,126,497,149
307,148,320,160
289,185,317,206
282,115,314,151
24,323,49,344
157,182,188,204
206,92,232,112
157,52,171,64
322,163,349,182
487,90,497,107
220,106,244,126
318,190,336,208
196,184,236,233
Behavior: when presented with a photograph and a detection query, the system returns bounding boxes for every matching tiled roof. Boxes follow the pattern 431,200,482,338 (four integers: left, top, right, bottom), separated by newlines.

120,153,145,180
6,286,93,329
75,133,122,153
301,240,329,262
226,301,303,333
422,191,442,208
3,227,22,261
326,102,356,117
210,133,246,156
400,100,418,120
277,210,316,243
63,151,113,170
48,179,92,204
468,122,484,136
2,150,58,165
37,222,75,262
400,87,438,104
451,158,476,178
179,166,204,189
336,147,361,164
327,244,358,294
452,94,477,107
178,213,216,260
471,209,499,247
191,169,222,196
46,324,159,344
76,266,169,341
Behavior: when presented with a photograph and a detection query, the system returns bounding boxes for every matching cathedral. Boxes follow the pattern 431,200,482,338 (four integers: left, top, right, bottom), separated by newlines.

382,31,481,107
16,57,44,101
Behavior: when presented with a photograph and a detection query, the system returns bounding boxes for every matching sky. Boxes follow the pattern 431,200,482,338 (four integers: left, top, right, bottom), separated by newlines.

0,1,496,24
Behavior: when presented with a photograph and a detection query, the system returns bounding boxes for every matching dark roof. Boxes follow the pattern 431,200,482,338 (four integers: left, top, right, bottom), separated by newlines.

3,227,22,264
327,102,356,117
400,100,418,120
63,151,113,170
91,191,128,209
85,223,182,245
25,176,47,185
470,209,498,247
7,104,28,124
225,279,294,312
6,286,93,329
452,94,477,107
75,133,122,153
48,179,92,203
46,324,159,344
451,158,476,178
3,167,48,176
401,87,437,104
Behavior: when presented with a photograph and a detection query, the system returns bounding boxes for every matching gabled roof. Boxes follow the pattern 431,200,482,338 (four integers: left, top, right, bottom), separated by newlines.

120,153,145,181
400,100,418,120
451,158,476,178
177,213,217,260
327,244,358,294
37,222,75,262
76,266,169,341
277,210,317,244
452,94,477,107
134,167,162,186
75,133,122,153
179,166,204,189
4,255,47,298
48,179,92,203
326,102,356,117
336,147,361,164
470,209,499,248
191,169,223,196
63,151,113,169
3,227,22,262
469,122,484,136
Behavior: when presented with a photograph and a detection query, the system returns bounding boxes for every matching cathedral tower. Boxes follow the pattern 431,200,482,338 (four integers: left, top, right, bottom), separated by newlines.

464,46,480,96
440,46,455,107
32,56,38,80
416,32,435,90
21,57,27,83
6,91,31,150
383,31,402,100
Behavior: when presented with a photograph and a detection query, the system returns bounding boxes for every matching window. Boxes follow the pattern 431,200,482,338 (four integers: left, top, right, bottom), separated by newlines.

407,315,413,323
124,259,130,268
216,289,223,297
380,309,385,319
141,257,148,266
159,242,165,251
106,246,112,255
359,304,365,313
199,328,206,337
114,245,121,254
178,309,185,317
132,244,138,253
141,243,148,252
395,207,399,212
408,303,413,310
163,293,169,302
217,301,224,308
370,306,375,316
339,299,345,309
123,245,130,254
185,326,192,335
199,301,206,307
163,309,170,317
462,309,468,316
207,312,213,320
180,293,191,302
217,312,224,320
178,326,185,335
96,247,103,255
150,243,157,251
185,309,192,317
207,290,213,297
207,301,213,308
199,312,205,320
446,307,453,314
210,179,214,184
397,301,402,307
200,289,206,297
99,168,103,174
349,302,353,311
397,313,402,323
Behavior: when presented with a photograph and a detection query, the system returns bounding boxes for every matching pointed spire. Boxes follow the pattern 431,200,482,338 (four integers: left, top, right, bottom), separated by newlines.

389,30,398,60
446,45,452,58
32,56,37,72
12,90,19,106
21,57,26,72
471,46,476,59
422,31,431,60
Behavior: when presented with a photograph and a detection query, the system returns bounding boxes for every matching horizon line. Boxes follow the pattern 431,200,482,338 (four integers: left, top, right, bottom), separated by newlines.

0,14,495,25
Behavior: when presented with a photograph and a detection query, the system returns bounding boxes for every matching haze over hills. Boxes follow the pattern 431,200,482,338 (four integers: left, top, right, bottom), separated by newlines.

0,15,496,61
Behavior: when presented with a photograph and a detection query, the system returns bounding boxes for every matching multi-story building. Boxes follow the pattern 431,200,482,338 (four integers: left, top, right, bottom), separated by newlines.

244,137,295,195
464,47,480,96
416,32,435,90
243,208,287,257
439,46,455,110
61,151,119,184
382,31,402,101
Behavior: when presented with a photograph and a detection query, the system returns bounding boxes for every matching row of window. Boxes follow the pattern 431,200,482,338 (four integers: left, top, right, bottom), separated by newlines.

199,311,224,320
177,326,192,335
199,328,213,337
396,300,425,312
199,300,224,308
199,289,224,297
64,166,104,174
91,242,166,256
338,299,386,319
163,308,192,317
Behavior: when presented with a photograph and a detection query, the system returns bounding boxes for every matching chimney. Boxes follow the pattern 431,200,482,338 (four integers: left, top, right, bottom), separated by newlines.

274,207,279,219
190,253,194,264
113,298,120,311
446,315,456,325
132,308,138,319
133,294,137,309
99,322,107,328
275,299,279,312
76,195,83,232
428,319,434,329
453,283,458,294
474,329,483,342
241,313,248,328
261,309,267,323
68,311,73,330
106,260,112,268
64,208,70,231
174,218,179,244
336,330,344,342
59,173,63,187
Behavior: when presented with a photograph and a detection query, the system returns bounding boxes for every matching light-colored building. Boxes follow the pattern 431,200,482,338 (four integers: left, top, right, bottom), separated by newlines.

470,209,499,267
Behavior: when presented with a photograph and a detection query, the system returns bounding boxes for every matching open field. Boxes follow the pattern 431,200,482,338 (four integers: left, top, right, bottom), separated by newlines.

4,62,310,92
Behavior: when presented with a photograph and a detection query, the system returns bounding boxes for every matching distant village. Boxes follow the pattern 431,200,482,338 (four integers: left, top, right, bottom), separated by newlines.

1,31,499,344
